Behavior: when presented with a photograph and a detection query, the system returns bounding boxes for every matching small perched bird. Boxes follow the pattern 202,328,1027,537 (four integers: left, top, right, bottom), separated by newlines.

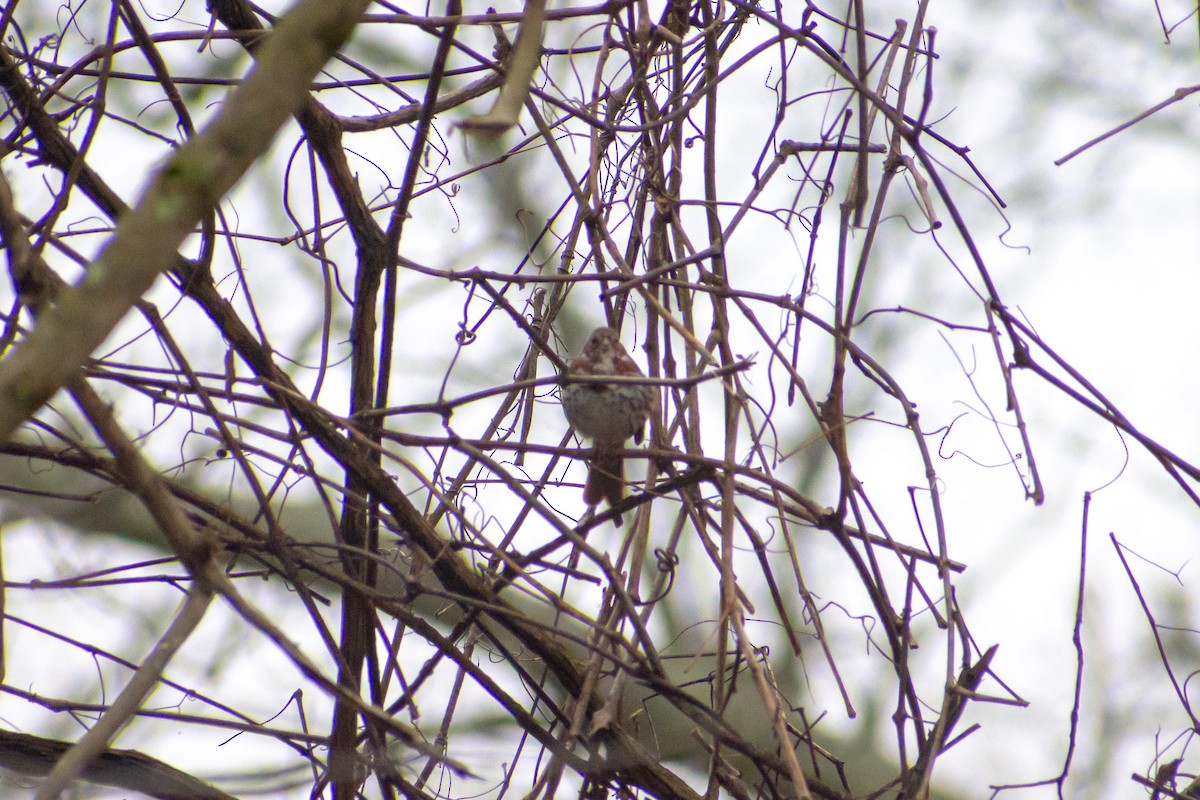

560,327,657,518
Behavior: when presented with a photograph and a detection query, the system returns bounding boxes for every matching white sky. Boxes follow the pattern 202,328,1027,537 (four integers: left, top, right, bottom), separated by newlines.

1,1,1198,798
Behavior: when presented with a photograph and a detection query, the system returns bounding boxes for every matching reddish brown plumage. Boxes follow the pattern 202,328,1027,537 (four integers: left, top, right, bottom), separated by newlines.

561,327,656,516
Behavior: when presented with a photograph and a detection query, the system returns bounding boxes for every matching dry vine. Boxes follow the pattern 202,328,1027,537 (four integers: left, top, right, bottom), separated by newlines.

0,2,1196,799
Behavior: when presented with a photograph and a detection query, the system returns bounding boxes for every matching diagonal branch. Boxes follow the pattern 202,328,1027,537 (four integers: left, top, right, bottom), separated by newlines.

0,0,373,442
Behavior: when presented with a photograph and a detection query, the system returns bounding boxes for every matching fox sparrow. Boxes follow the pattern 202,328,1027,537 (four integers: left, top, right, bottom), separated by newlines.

561,327,657,514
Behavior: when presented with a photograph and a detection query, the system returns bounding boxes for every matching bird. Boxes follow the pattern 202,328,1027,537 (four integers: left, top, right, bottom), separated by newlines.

560,326,657,519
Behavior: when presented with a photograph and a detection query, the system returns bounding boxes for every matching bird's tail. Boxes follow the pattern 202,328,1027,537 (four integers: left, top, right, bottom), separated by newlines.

584,443,624,508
